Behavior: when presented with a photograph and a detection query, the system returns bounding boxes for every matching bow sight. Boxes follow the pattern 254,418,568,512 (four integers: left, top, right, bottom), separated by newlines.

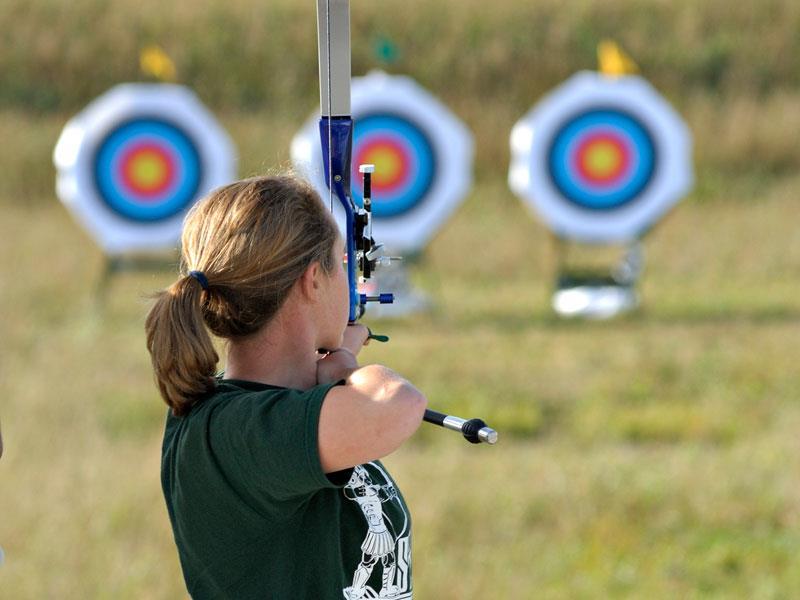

355,165,399,313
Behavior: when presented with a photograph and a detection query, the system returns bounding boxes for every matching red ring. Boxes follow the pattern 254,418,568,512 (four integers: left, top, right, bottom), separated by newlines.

354,138,411,195
118,142,176,200
573,132,631,186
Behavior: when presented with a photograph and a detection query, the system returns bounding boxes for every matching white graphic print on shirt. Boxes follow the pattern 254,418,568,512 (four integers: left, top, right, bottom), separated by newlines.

342,463,411,599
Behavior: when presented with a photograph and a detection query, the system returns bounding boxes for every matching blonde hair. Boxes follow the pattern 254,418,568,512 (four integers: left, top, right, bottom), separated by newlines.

145,175,338,416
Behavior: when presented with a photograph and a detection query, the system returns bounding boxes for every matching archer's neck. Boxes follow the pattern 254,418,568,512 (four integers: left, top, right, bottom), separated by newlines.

223,308,319,391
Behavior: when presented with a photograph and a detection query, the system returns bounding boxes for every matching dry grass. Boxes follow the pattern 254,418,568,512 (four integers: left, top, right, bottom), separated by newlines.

2,0,800,595
4,0,800,114
1,149,799,595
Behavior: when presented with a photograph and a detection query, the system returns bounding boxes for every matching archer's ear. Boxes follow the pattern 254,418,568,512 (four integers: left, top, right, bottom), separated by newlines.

298,261,323,301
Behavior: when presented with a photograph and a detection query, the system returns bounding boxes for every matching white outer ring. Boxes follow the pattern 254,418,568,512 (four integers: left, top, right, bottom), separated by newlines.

54,84,237,254
509,71,693,243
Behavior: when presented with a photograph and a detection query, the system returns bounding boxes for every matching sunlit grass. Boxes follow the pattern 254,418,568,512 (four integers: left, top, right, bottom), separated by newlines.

2,146,799,595
2,3,800,591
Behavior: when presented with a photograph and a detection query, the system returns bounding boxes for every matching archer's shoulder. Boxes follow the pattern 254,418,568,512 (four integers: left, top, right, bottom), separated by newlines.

171,379,341,423
162,381,289,452
171,380,286,420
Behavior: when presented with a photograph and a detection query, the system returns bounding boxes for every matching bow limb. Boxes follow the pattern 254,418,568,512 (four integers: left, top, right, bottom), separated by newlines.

316,0,359,323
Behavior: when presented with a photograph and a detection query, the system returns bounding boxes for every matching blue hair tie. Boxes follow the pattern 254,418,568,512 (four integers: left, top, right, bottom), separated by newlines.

188,270,209,291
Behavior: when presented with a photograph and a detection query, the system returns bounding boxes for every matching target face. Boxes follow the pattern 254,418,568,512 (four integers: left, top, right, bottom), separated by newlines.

94,118,202,221
549,109,656,210
54,84,236,254
291,72,473,252
351,114,436,218
509,72,692,243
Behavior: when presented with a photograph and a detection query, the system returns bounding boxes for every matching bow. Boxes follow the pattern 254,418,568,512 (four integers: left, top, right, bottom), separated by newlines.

316,0,388,324
315,0,497,445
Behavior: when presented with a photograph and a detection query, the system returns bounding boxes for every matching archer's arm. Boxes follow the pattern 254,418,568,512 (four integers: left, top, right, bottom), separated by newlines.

316,329,426,473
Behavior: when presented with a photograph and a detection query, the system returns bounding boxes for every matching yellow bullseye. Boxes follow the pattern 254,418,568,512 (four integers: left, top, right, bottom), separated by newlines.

129,151,168,189
365,148,402,186
584,141,623,178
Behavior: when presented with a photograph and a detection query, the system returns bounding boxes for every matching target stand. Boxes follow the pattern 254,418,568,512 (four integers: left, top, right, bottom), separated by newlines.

54,84,236,302
292,71,473,318
550,237,643,319
509,72,693,318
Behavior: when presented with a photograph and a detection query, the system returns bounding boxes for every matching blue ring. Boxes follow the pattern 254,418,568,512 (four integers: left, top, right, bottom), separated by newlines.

352,114,435,218
93,118,202,222
547,109,656,211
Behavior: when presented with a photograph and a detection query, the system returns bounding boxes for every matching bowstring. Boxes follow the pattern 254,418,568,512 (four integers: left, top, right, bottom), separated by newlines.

325,0,334,213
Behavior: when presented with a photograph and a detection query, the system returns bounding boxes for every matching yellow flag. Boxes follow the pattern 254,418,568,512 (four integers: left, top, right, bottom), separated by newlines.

597,40,638,78
140,45,177,82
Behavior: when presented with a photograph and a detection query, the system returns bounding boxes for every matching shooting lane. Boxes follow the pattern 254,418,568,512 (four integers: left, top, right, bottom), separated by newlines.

53,83,237,298
291,71,473,318
509,71,693,318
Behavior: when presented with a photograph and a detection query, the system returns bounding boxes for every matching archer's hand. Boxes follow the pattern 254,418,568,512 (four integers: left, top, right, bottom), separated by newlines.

316,324,369,384
340,324,370,356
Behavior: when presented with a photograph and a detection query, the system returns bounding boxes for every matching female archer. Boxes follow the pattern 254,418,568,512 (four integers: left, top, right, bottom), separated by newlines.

145,174,425,598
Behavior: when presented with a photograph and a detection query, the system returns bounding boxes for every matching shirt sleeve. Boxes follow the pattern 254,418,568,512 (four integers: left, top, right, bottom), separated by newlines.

207,381,347,507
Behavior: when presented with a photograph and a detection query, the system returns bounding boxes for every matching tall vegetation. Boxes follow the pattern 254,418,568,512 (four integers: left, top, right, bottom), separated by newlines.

5,0,800,111
3,0,798,199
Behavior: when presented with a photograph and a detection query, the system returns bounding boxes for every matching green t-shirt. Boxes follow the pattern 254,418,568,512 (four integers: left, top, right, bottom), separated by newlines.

161,378,413,599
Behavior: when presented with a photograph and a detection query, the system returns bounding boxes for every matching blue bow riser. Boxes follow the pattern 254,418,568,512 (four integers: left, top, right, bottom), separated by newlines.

319,116,360,322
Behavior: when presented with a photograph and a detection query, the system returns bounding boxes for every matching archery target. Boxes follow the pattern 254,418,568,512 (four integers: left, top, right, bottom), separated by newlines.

93,118,202,221
509,72,692,243
549,109,656,210
351,114,436,218
291,71,473,252
54,84,236,254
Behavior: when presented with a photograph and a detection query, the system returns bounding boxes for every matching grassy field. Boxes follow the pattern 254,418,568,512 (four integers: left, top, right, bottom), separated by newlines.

1,105,799,597
2,0,800,597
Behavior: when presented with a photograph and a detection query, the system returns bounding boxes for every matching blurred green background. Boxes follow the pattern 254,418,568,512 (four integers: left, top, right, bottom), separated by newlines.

1,0,799,597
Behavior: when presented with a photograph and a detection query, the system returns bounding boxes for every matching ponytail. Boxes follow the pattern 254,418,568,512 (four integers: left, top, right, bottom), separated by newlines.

144,174,339,416
145,276,219,416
